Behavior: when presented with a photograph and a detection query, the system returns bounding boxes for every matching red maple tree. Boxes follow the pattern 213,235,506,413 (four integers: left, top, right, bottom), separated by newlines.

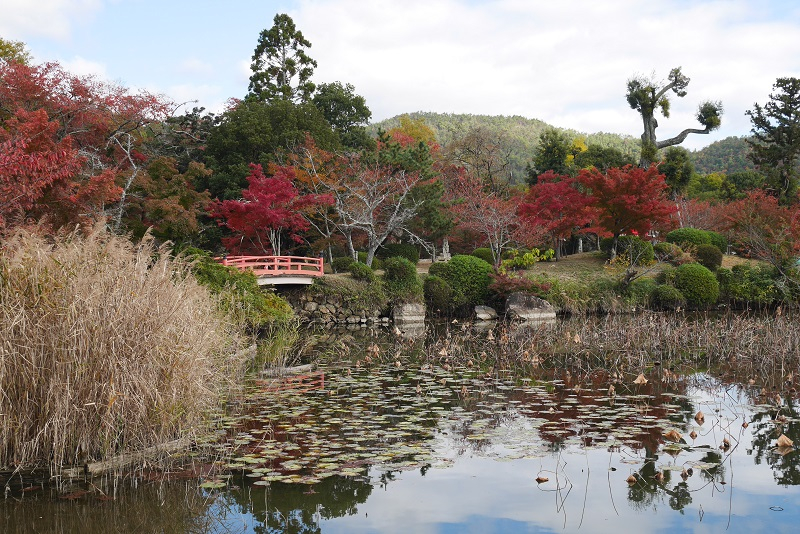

518,171,593,259
722,190,800,268
209,163,333,256
577,165,677,258
0,60,170,231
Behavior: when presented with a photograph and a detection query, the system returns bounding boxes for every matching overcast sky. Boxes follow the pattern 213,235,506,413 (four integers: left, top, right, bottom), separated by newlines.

2,0,799,150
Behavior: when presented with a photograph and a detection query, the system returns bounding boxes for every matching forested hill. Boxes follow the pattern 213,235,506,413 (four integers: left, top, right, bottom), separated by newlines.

370,112,753,178
690,136,755,175
369,112,640,182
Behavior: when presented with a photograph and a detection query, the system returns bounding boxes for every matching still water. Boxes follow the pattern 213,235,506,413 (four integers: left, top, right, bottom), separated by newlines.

3,323,799,533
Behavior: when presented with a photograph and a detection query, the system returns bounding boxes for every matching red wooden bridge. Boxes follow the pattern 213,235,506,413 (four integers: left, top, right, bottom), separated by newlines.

219,255,324,285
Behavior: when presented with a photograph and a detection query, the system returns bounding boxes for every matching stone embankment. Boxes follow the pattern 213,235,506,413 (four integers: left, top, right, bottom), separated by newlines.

285,289,390,325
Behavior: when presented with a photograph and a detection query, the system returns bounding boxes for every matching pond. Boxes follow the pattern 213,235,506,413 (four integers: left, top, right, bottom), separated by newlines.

3,319,800,533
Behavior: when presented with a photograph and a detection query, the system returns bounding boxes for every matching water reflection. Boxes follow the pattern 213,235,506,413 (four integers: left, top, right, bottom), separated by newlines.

4,321,800,532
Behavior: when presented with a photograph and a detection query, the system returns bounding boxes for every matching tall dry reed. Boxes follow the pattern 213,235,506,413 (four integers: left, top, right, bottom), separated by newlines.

0,226,247,473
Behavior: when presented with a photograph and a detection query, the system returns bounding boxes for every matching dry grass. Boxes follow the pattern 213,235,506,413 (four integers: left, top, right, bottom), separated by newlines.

0,226,247,473
423,312,799,387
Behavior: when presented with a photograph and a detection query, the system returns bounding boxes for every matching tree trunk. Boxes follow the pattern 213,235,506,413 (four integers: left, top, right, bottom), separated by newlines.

610,234,620,261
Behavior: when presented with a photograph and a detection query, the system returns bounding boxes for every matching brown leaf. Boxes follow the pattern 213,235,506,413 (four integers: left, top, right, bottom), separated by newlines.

689,430,698,440
777,434,794,448
721,437,731,450
608,384,616,396
654,471,664,482
633,373,648,385
694,411,705,424
742,421,749,429
680,468,690,481
664,429,682,442
535,476,549,484
626,474,637,485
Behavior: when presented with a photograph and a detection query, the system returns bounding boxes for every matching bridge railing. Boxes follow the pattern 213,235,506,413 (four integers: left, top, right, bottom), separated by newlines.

219,255,324,278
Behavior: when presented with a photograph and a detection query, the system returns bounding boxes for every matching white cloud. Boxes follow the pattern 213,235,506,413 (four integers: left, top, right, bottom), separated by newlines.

167,84,228,114
0,0,102,40
60,55,108,78
292,0,800,149
3,0,799,150
178,58,214,77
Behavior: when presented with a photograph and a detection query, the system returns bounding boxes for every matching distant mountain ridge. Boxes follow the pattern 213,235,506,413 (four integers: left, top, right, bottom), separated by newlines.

369,112,752,177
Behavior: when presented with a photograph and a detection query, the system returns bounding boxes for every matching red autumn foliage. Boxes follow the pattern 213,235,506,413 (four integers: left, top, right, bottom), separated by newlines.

442,166,526,264
577,165,676,251
721,189,800,265
209,163,333,255
0,60,171,231
518,171,594,259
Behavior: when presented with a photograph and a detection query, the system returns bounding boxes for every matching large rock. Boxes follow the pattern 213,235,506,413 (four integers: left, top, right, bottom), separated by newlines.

474,305,498,320
506,292,556,321
393,302,426,324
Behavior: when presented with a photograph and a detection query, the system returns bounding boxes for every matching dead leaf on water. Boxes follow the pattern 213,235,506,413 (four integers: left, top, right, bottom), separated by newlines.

626,474,637,485
535,475,549,484
694,411,705,424
664,429,682,442
633,374,648,385
777,434,794,448
689,430,698,440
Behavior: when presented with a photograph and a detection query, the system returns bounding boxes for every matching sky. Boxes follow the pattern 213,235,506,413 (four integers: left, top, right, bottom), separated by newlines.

2,0,800,150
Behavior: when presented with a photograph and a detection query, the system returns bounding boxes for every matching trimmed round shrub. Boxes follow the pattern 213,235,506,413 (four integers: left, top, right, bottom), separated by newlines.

651,285,687,310
331,256,355,273
666,228,709,249
377,243,420,264
471,247,495,265
427,261,449,278
439,254,493,308
423,275,453,314
382,257,422,303
349,262,376,282
673,263,720,307
666,228,727,254
694,243,723,271
705,231,728,254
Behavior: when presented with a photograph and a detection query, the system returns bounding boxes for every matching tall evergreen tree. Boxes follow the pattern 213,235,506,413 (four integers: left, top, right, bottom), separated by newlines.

248,14,317,103
746,77,800,203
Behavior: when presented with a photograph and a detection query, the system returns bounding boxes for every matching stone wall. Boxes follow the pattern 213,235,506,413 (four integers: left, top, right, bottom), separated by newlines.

282,277,390,325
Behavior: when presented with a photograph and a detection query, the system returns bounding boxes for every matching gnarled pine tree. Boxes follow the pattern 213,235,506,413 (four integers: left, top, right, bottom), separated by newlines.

626,67,722,167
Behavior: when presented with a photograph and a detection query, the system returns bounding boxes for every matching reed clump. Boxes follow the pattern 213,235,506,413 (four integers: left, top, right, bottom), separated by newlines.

0,226,247,473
